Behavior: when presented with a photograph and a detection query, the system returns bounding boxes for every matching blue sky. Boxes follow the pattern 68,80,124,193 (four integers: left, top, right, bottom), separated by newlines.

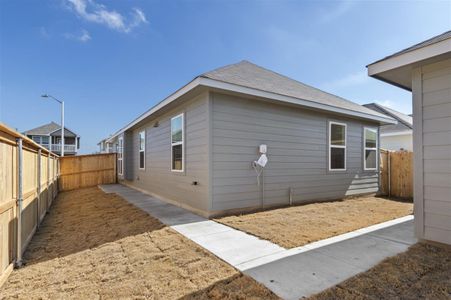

1,0,450,154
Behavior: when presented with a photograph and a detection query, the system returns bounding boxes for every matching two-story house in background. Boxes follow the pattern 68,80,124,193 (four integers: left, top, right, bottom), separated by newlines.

23,122,80,156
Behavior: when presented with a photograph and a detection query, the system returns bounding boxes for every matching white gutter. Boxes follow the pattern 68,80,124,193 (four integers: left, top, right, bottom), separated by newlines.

381,130,412,137
106,77,201,142
368,38,451,76
200,77,396,124
106,77,396,142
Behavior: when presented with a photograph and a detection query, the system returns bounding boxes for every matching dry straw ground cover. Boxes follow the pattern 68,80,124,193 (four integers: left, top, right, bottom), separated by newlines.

311,242,451,299
216,196,413,248
0,187,277,300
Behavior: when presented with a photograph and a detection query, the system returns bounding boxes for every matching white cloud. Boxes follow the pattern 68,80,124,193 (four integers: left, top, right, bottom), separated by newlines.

265,26,318,61
39,27,51,39
376,99,395,108
320,1,355,23
66,0,148,33
321,70,369,90
373,99,412,115
64,29,91,42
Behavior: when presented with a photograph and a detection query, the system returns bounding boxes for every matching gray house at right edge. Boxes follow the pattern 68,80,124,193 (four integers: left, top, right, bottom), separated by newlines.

368,30,451,246
103,61,396,217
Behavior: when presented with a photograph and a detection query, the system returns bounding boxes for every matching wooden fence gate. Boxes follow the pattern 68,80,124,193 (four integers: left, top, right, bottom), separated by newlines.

380,149,413,199
59,153,117,191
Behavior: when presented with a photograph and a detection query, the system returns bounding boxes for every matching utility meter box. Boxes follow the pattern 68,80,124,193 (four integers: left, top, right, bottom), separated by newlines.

259,144,267,154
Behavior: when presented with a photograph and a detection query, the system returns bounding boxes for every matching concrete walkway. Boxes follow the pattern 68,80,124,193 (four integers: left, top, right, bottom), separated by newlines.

100,184,416,300
244,219,416,299
99,184,286,267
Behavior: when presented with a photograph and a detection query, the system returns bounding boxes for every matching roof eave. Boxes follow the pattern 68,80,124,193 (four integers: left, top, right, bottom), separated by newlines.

200,77,397,125
106,77,396,142
367,38,451,88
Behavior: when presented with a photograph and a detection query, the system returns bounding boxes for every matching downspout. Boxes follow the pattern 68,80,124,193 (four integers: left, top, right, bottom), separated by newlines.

16,138,23,267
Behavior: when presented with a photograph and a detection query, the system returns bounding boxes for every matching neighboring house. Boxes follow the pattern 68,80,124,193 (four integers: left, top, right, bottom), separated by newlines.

23,122,80,156
363,103,413,151
368,30,451,245
97,137,114,153
103,60,395,217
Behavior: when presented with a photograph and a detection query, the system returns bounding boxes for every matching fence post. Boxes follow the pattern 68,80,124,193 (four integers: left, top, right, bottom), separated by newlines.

388,151,391,197
37,149,41,227
15,138,23,267
47,154,50,212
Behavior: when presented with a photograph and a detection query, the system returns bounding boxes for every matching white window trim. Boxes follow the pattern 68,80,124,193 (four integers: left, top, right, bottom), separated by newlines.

139,130,146,170
118,137,123,175
328,121,347,171
364,127,378,171
171,113,184,172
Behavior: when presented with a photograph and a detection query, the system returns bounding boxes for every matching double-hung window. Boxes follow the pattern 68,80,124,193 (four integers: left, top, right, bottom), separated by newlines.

139,130,145,170
171,113,184,171
41,136,49,148
364,127,378,170
329,121,347,171
118,137,123,175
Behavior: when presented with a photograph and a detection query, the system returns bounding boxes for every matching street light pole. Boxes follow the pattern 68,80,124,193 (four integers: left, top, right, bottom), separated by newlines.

41,94,65,156
61,100,65,156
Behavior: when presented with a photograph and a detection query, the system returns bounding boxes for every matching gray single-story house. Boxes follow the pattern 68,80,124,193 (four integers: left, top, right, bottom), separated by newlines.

104,61,395,217
368,30,451,245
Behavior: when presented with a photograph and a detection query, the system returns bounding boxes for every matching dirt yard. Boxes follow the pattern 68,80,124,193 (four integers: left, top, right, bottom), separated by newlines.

0,187,277,299
310,242,451,299
216,196,413,248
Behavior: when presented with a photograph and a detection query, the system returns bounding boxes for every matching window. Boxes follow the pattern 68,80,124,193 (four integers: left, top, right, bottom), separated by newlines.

118,137,123,175
171,113,184,171
139,130,145,170
32,136,41,143
41,136,49,146
364,127,378,170
329,122,346,171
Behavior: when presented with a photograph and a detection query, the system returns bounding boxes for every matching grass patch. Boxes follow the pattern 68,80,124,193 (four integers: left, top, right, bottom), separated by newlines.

216,196,413,248
1,187,277,299
310,242,451,299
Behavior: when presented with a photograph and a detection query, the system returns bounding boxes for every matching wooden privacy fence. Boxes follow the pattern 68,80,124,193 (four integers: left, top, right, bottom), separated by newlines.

380,149,413,199
59,153,117,191
0,123,59,286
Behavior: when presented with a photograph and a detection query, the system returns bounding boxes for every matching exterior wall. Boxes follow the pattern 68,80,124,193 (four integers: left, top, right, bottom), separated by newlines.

123,92,210,215
380,133,413,151
210,92,380,214
124,131,134,180
413,58,451,245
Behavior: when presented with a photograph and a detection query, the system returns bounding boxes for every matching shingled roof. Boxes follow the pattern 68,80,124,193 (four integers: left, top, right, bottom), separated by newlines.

201,61,389,120
369,30,451,66
106,60,396,141
364,103,412,134
23,122,78,137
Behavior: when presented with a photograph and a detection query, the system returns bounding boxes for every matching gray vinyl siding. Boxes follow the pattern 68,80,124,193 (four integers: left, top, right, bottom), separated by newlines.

124,131,134,180
417,58,451,245
124,93,210,213
210,92,379,213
